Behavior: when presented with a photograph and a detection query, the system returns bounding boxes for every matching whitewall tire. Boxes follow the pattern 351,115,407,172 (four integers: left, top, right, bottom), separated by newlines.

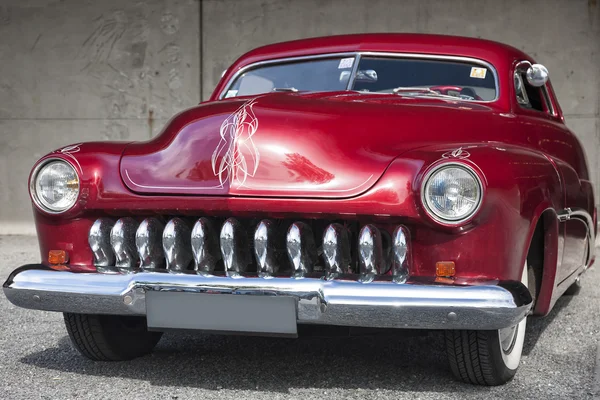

445,263,531,385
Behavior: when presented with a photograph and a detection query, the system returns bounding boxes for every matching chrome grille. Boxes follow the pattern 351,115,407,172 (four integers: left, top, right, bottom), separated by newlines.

90,216,411,282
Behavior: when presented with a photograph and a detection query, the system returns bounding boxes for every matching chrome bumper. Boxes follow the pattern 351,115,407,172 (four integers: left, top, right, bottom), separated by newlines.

3,265,532,330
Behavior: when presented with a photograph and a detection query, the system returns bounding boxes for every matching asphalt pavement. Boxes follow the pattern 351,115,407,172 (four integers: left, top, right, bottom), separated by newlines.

1,235,598,399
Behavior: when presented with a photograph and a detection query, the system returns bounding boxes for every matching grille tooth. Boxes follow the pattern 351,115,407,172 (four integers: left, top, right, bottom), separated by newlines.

220,218,251,277
89,218,115,272
322,223,351,279
392,225,411,283
358,224,383,283
110,217,140,273
286,222,317,278
163,218,193,272
191,217,221,274
254,220,278,278
136,218,166,271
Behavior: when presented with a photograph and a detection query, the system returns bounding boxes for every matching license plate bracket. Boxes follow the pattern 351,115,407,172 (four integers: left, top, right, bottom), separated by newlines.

146,291,298,337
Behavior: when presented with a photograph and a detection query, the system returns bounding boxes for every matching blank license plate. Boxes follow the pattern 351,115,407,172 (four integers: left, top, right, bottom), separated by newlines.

146,292,298,336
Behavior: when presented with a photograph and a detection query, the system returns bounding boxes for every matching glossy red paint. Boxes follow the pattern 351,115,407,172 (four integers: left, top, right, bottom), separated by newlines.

28,34,594,316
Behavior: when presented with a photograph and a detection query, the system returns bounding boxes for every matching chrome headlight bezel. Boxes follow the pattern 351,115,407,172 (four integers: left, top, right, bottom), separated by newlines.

30,158,80,214
420,162,484,225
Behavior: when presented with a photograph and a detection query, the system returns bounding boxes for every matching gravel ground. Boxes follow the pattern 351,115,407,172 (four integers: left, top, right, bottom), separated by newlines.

1,235,599,399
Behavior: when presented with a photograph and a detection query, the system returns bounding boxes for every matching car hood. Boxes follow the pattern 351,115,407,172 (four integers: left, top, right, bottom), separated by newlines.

120,92,498,198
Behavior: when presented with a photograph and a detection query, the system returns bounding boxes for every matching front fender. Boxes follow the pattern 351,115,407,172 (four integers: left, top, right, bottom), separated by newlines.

400,143,563,283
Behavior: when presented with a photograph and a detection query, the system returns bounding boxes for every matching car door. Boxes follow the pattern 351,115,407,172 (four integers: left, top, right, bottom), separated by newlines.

513,62,591,283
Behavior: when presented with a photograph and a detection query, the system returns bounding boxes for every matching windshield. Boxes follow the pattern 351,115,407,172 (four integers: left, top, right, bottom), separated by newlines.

223,55,497,101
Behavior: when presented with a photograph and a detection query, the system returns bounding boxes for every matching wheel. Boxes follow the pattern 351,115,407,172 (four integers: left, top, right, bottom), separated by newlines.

63,313,162,361
445,263,531,385
563,277,582,296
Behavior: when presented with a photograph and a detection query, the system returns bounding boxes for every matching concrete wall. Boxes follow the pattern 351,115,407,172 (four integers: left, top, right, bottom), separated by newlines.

0,0,200,233
1,0,599,233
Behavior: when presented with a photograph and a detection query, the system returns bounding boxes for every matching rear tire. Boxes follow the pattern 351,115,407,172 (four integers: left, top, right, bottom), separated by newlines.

445,263,531,385
63,313,162,361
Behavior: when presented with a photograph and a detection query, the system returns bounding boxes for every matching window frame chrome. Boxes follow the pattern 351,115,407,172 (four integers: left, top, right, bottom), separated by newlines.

218,51,500,103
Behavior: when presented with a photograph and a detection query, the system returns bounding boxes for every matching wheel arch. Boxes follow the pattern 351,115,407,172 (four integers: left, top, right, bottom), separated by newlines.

524,206,560,316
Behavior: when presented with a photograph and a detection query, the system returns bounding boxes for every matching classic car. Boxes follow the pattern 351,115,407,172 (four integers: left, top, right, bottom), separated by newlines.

3,33,595,386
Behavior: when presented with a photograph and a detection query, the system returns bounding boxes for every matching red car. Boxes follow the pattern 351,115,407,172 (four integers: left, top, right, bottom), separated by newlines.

4,34,595,386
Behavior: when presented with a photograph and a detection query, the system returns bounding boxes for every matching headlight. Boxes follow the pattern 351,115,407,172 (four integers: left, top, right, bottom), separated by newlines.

421,163,482,224
31,160,79,213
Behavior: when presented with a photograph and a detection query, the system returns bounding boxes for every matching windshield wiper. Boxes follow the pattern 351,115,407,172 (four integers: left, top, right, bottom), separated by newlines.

392,86,461,100
392,86,438,94
272,87,299,92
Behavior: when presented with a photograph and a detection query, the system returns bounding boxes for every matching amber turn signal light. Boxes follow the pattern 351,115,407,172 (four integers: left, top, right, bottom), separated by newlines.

436,261,455,278
48,250,69,265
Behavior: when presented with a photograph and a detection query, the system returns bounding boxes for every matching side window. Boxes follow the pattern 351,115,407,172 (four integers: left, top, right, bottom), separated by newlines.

522,76,545,111
514,73,530,106
514,63,549,113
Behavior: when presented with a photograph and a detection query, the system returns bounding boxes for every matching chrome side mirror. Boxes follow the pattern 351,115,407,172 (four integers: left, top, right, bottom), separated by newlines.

526,64,549,87
355,69,378,83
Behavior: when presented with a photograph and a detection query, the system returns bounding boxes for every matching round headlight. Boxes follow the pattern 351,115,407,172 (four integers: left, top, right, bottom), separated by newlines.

31,160,79,213
422,163,482,224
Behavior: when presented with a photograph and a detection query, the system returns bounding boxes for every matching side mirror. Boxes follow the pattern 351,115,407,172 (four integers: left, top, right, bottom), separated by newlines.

526,64,549,87
355,69,378,83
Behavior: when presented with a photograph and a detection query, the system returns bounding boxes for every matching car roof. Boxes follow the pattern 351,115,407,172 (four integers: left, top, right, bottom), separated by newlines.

211,33,538,111
234,33,533,68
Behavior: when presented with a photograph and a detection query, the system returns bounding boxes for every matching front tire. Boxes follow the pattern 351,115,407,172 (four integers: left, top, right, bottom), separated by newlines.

63,313,162,361
445,263,530,385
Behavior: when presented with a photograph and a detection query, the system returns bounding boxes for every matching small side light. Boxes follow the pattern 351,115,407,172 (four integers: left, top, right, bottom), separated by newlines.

436,261,456,278
48,250,68,265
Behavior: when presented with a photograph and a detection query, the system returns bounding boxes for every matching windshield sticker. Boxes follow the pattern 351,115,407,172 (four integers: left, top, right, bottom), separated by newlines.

224,90,238,98
470,67,487,79
338,57,354,69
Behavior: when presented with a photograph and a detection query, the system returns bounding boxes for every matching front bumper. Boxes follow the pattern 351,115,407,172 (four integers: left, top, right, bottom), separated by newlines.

3,265,532,331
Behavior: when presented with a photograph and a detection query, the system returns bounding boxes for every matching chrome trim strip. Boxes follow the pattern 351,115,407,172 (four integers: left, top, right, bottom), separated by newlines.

4,267,532,330
219,51,500,102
